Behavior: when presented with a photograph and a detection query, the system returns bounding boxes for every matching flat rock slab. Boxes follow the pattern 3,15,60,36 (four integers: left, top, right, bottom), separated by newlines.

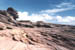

0,37,50,50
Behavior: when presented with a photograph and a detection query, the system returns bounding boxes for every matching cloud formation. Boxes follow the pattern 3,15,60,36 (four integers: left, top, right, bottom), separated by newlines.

41,2,75,14
17,2,75,25
18,12,53,22
56,16,75,22
18,11,75,25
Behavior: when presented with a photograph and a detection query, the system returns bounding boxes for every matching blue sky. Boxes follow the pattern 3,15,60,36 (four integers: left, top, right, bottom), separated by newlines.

0,0,75,25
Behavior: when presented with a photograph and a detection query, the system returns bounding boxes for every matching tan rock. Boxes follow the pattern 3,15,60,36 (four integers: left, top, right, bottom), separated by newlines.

0,22,6,30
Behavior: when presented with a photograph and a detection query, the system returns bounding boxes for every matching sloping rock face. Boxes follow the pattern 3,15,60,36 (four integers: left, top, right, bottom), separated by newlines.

0,7,18,25
0,8,75,50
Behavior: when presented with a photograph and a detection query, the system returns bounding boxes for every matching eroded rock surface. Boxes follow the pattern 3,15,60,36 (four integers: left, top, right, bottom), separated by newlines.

0,7,18,25
0,8,75,50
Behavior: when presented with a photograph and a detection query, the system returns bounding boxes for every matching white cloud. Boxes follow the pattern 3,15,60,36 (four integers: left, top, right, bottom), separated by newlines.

56,16,75,23
41,8,68,13
18,12,30,20
17,12,53,22
41,2,75,14
41,14,53,20
17,11,75,25
56,2,75,8
17,2,75,25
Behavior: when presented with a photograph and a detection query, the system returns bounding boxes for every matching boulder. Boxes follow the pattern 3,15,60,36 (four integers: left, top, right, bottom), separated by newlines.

7,7,18,20
0,7,18,26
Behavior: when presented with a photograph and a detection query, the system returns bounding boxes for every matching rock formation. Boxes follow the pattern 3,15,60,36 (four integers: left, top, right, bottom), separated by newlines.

0,7,18,25
7,7,18,20
0,8,75,50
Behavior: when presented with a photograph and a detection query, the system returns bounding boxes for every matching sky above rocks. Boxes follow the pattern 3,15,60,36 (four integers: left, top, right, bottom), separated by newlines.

0,0,75,25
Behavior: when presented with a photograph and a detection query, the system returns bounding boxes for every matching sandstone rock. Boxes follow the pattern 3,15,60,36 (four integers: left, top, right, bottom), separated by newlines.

0,10,7,16
18,21,34,28
0,36,51,50
7,7,18,20
35,21,52,28
0,7,18,26
0,22,6,30
0,23,74,50
0,8,75,50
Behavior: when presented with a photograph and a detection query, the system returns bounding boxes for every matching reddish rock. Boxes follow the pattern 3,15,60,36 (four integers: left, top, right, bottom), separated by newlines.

0,8,75,50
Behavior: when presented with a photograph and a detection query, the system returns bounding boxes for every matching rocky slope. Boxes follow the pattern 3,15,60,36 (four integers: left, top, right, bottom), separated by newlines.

0,7,75,50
